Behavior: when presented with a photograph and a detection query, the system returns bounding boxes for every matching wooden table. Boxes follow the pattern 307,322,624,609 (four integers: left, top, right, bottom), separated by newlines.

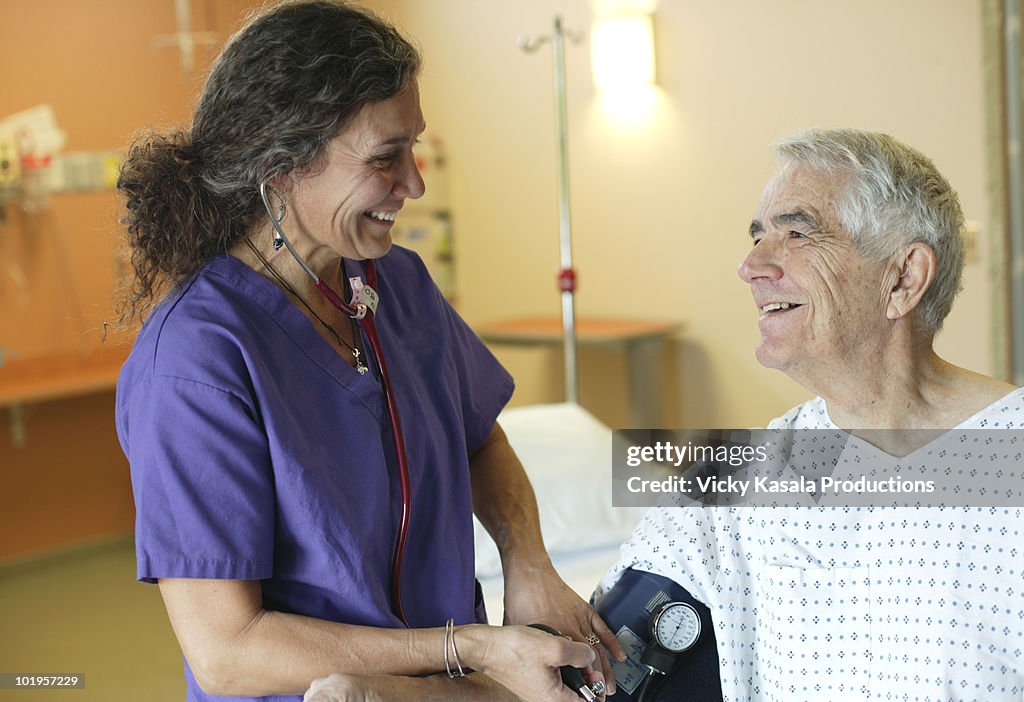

0,344,131,446
475,317,680,426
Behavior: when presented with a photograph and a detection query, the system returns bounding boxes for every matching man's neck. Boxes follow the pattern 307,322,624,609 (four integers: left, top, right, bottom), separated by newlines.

806,345,1016,435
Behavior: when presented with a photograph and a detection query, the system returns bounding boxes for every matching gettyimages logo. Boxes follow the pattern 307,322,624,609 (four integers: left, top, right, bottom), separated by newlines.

612,428,1024,508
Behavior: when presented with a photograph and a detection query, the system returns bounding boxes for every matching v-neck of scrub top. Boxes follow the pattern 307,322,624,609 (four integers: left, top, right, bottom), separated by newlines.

818,387,1024,463
212,254,386,424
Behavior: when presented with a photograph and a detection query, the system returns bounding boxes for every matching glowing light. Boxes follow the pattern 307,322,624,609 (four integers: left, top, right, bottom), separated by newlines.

590,12,656,92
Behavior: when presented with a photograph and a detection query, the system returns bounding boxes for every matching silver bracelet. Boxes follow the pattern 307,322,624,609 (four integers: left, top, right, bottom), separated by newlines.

444,617,466,679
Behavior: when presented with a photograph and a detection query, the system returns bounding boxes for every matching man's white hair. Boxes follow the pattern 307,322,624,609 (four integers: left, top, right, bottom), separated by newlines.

773,128,965,334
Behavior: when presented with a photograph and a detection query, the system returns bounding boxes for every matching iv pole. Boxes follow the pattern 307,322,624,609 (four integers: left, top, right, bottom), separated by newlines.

518,17,583,404
1004,0,1024,384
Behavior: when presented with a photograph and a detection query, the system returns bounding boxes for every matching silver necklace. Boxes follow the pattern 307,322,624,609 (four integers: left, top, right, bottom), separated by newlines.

245,240,369,375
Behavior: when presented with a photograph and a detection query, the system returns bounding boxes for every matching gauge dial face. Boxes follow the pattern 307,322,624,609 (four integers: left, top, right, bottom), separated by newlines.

652,602,701,653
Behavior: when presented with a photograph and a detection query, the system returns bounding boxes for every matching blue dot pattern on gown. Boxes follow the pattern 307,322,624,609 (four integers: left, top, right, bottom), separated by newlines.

597,388,1024,702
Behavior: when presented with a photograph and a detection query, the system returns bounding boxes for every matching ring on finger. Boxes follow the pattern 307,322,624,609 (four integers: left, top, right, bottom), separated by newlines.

584,633,601,647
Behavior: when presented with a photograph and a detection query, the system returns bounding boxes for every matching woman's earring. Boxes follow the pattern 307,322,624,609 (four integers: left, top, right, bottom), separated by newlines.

261,181,288,250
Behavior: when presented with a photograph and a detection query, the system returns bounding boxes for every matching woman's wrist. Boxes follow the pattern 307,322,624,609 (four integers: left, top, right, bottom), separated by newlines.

498,543,553,580
450,623,493,674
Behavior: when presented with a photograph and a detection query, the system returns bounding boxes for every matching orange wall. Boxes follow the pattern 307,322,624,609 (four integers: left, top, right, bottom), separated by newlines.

0,0,259,563
0,396,132,560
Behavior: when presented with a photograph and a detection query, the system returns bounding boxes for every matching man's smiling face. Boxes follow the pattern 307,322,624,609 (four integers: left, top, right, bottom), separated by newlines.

738,163,893,380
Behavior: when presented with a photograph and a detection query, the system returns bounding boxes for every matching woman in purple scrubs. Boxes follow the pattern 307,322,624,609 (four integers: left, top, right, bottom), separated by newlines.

114,2,622,700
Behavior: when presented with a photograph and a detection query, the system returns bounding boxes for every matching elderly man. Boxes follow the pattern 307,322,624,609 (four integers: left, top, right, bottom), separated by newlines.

599,128,1023,700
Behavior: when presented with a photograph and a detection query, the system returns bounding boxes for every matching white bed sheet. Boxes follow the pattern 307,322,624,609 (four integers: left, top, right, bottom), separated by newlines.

478,545,622,625
475,403,643,624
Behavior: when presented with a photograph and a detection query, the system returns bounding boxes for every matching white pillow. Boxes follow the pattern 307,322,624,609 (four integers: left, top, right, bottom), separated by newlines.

473,403,647,578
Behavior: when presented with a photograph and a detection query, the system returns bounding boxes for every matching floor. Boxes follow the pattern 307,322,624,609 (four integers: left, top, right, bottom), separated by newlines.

0,538,185,701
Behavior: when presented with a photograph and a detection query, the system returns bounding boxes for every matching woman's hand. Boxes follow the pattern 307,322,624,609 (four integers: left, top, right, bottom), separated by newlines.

501,560,626,697
458,623,598,702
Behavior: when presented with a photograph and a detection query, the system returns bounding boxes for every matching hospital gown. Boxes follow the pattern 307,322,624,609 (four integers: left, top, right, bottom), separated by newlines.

116,248,513,702
599,389,1024,702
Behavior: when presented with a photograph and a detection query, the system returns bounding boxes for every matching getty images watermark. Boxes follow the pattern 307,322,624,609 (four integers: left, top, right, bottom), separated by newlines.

611,429,1024,508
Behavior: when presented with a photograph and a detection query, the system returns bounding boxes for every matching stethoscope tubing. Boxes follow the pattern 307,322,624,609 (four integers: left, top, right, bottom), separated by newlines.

356,292,413,627
260,180,413,626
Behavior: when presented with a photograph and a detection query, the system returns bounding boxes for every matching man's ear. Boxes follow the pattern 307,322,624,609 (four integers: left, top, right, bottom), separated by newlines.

886,242,937,321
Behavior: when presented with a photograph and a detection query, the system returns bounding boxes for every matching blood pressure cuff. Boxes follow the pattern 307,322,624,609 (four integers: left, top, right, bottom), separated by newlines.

595,568,723,702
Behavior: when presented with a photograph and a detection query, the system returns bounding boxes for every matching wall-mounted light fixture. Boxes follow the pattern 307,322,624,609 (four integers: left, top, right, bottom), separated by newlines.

590,10,656,92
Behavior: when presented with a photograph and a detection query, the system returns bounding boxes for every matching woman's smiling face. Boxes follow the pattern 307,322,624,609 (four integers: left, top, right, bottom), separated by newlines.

286,81,426,262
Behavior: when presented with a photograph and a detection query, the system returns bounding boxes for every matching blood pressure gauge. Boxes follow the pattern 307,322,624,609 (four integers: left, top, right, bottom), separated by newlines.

650,601,701,653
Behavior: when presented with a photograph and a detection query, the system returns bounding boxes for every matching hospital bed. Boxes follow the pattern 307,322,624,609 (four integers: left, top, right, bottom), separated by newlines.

475,403,648,623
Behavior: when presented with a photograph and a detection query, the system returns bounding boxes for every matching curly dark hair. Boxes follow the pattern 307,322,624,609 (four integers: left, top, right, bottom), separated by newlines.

116,0,421,322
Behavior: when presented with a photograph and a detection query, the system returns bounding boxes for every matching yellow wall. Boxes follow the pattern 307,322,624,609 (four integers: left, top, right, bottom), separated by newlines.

381,0,993,428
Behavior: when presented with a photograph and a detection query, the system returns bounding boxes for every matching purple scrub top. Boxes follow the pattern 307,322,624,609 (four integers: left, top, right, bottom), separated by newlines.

116,248,513,702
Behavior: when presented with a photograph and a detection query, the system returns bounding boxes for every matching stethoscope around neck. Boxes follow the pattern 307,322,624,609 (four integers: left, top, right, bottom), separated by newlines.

260,179,414,627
